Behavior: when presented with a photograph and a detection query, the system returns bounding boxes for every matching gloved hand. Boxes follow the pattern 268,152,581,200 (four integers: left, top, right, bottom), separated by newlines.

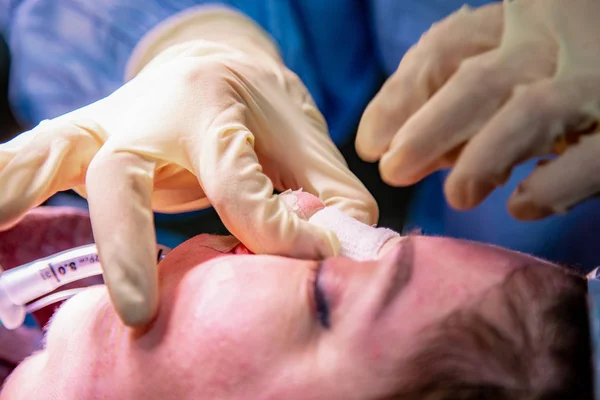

0,7,377,327
357,0,600,220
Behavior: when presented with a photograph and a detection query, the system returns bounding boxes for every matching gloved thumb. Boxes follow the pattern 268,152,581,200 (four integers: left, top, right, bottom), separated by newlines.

279,190,326,220
196,129,340,260
282,190,399,261
230,188,340,260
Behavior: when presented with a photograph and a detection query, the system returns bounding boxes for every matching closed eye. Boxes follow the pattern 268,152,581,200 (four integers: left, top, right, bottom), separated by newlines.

314,262,331,329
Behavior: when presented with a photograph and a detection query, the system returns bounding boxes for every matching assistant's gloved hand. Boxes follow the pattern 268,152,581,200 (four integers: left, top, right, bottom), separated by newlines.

357,0,600,220
0,7,377,327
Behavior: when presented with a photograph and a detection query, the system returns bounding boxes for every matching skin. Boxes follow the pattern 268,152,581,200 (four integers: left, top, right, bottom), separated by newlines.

0,232,556,400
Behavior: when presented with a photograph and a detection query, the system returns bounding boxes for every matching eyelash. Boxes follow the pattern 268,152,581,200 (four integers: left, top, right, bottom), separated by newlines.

314,262,331,329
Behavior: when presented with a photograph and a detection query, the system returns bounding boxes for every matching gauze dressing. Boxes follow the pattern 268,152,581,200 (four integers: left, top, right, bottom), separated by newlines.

282,190,400,261
308,207,399,261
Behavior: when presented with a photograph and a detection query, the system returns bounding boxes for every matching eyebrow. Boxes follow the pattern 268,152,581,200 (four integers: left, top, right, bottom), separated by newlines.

376,236,415,319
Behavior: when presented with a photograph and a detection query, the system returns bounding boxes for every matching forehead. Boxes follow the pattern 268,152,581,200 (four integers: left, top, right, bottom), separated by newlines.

354,237,532,356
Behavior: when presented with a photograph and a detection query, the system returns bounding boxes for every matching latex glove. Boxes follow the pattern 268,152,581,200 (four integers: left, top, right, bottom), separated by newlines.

357,0,600,220
0,8,377,327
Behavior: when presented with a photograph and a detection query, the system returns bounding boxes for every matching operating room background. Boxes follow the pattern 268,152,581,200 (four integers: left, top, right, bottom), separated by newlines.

0,36,17,143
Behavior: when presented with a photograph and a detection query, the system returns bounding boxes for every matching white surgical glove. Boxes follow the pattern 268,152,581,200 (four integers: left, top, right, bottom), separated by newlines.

0,7,377,327
357,0,600,220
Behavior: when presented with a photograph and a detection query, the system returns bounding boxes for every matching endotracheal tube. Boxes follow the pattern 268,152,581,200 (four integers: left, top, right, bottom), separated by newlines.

0,243,170,330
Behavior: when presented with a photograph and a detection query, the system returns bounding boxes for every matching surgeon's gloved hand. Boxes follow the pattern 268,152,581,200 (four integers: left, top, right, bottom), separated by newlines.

0,7,377,328
357,0,600,220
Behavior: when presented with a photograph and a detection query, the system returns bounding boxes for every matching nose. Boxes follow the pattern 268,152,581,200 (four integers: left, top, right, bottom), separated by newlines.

308,206,400,261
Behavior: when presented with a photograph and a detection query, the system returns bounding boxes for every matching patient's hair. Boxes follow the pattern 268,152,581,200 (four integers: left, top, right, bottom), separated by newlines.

388,265,593,400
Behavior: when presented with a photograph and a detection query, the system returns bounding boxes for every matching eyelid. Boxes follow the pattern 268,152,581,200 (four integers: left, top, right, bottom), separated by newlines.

307,263,320,319
306,262,329,329
313,262,331,329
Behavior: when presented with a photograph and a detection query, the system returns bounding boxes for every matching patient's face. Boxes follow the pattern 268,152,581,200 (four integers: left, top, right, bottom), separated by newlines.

2,234,554,400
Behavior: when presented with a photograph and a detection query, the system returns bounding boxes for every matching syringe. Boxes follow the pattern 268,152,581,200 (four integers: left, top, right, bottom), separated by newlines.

0,243,170,330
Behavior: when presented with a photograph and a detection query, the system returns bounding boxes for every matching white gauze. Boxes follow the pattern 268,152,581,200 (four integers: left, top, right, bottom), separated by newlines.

308,207,399,261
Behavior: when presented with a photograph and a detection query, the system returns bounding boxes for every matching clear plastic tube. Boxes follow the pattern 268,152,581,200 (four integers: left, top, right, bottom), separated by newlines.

0,244,170,330
25,287,93,314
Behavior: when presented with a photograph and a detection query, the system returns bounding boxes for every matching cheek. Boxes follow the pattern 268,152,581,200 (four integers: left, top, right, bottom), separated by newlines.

187,265,278,336
44,286,112,354
162,264,305,381
1,352,49,400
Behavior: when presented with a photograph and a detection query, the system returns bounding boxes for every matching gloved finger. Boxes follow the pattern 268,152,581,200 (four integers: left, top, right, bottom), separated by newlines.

280,190,326,220
377,50,513,187
378,29,558,189
445,75,600,209
507,132,600,220
444,79,559,209
0,120,101,231
356,3,503,162
0,128,38,168
294,127,379,225
85,147,159,328
193,127,339,260
378,140,465,191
